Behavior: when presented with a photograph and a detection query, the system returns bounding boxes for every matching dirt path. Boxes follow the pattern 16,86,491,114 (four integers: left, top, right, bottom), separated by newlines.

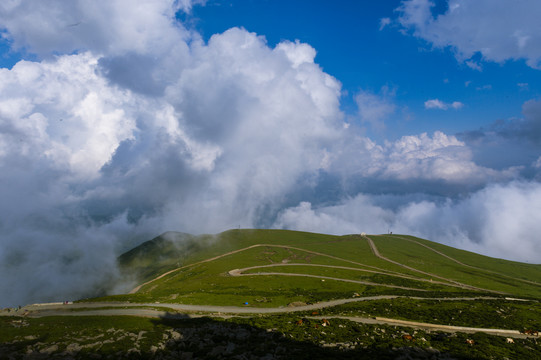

10,295,515,317
230,263,455,288
9,296,401,316
363,235,503,294
3,297,534,339
307,316,527,339
230,269,428,291
8,308,529,338
388,235,541,288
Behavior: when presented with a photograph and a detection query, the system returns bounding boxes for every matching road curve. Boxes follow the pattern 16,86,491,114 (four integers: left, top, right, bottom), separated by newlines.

228,264,429,291
131,241,488,295
130,243,411,294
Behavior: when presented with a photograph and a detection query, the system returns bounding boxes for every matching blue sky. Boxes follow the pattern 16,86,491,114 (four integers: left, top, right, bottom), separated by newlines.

0,0,540,306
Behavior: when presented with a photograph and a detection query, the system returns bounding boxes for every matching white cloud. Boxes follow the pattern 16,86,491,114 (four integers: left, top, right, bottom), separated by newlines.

0,8,347,306
396,0,541,69
380,132,516,183
274,199,393,236
320,131,517,188
0,0,194,57
465,60,482,71
424,99,464,110
0,53,137,179
424,99,446,110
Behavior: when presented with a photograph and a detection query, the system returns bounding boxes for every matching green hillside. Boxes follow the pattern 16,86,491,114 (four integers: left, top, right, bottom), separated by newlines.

3,229,541,360
105,229,541,306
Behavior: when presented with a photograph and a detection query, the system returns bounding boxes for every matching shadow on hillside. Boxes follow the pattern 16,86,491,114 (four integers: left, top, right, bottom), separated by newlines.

90,315,491,360
2,314,505,360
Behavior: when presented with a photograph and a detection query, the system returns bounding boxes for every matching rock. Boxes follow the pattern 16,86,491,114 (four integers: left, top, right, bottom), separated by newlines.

171,331,183,341
127,348,141,355
65,343,82,353
40,344,58,354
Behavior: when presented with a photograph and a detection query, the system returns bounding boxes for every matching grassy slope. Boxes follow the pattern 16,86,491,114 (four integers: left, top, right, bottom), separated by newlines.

372,235,541,297
392,234,541,282
96,229,541,306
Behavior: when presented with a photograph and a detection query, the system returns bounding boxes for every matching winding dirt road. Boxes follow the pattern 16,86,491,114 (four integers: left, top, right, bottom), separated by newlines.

131,240,500,296
228,264,429,291
2,296,535,339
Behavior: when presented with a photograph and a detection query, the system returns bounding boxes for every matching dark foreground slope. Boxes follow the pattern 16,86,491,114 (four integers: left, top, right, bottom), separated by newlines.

2,314,541,360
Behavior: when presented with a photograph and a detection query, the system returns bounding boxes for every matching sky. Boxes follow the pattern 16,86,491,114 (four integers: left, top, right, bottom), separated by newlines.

0,0,540,307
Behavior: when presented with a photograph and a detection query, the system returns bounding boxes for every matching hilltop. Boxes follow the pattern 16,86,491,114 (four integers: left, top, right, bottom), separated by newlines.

1,229,540,359
115,229,541,304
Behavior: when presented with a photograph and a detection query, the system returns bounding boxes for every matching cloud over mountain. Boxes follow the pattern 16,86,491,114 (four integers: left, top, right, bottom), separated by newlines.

0,0,539,307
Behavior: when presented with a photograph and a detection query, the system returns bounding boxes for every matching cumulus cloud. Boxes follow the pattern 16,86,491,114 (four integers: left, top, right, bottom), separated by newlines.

0,1,347,306
396,0,541,69
0,0,194,57
424,99,464,110
328,131,518,194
